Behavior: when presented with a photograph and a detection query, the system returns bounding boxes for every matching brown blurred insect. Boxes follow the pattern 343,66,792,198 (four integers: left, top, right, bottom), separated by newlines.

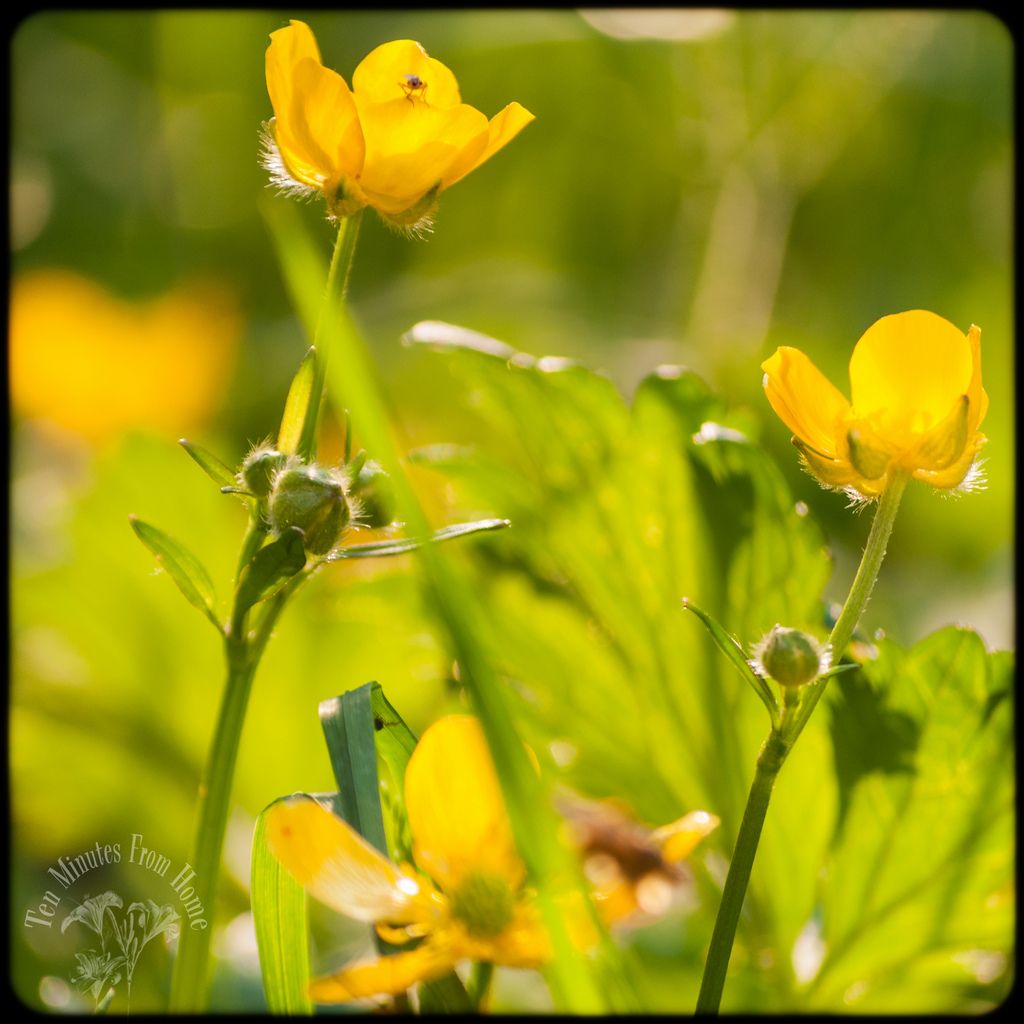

555,790,718,923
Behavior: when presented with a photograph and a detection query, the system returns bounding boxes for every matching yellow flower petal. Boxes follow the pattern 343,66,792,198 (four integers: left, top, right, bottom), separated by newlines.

266,21,364,188
791,438,863,490
761,346,851,458
309,943,454,1003
848,310,974,434
404,716,524,892
965,324,989,434
356,99,489,214
353,39,461,109
912,434,986,490
266,796,427,924
652,809,720,864
443,102,536,188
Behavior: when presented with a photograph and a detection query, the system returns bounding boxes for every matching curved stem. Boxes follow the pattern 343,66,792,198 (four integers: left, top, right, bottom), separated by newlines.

784,471,907,747
696,732,787,1014
695,473,908,1014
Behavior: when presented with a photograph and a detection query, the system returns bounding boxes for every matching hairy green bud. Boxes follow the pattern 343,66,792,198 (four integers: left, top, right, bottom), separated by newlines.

268,462,350,555
239,445,288,499
751,625,831,688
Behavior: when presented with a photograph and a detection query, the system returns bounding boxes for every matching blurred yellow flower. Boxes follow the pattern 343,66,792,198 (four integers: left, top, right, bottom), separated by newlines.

267,715,549,1003
762,310,988,499
263,20,535,230
10,270,240,445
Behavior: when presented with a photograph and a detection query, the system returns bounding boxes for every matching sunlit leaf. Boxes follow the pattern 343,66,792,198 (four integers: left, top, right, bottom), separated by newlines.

178,439,237,490
324,518,510,561
129,517,221,630
277,348,316,457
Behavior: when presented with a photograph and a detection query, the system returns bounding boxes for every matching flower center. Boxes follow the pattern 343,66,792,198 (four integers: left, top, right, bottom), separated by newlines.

449,870,515,939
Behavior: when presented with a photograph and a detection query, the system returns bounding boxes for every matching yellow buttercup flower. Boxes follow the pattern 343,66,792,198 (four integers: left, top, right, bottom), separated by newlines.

761,310,988,499
10,269,239,445
267,715,550,1002
263,20,535,230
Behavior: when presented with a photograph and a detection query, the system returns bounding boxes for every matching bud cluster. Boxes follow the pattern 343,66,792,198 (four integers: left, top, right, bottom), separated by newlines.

235,444,397,557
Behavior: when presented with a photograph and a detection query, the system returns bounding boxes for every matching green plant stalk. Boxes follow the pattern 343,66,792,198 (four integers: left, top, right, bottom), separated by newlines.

171,214,361,1010
695,472,907,1015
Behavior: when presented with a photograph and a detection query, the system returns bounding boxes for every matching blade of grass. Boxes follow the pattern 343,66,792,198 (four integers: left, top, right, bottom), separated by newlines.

264,209,608,1013
318,685,388,855
251,799,313,1015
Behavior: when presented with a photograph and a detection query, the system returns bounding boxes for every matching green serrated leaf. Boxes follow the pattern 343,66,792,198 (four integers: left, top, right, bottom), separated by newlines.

251,798,313,1015
806,628,1014,1011
129,516,221,630
178,438,237,490
324,518,510,562
278,348,317,457
235,528,306,614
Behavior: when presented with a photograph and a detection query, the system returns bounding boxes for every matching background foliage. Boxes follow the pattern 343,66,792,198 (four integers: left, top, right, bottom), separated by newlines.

11,9,1013,1013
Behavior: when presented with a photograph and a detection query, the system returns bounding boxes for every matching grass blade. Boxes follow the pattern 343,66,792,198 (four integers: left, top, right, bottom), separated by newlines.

318,685,389,855
251,799,313,1015
129,516,221,631
264,208,608,1012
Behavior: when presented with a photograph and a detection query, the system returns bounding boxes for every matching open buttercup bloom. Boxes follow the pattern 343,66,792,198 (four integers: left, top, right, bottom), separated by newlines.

267,715,549,1002
263,20,535,231
268,715,717,1002
762,310,988,500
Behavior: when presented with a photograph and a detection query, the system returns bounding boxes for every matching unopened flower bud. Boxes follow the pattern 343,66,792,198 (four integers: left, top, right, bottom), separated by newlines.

350,459,396,529
751,625,831,688
268,462,351,555
239,445,288,499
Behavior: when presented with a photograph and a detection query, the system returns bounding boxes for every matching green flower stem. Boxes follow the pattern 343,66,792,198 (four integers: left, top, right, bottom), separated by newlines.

170,210,364,1010
169,572,309,1011
170,223,363,1016
695,732,788,1014
785,470,908,747
695,472,908,1015
297,209,363,462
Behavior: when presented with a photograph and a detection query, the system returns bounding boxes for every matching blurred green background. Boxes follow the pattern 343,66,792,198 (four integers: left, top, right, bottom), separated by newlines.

10,8,1013,1013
